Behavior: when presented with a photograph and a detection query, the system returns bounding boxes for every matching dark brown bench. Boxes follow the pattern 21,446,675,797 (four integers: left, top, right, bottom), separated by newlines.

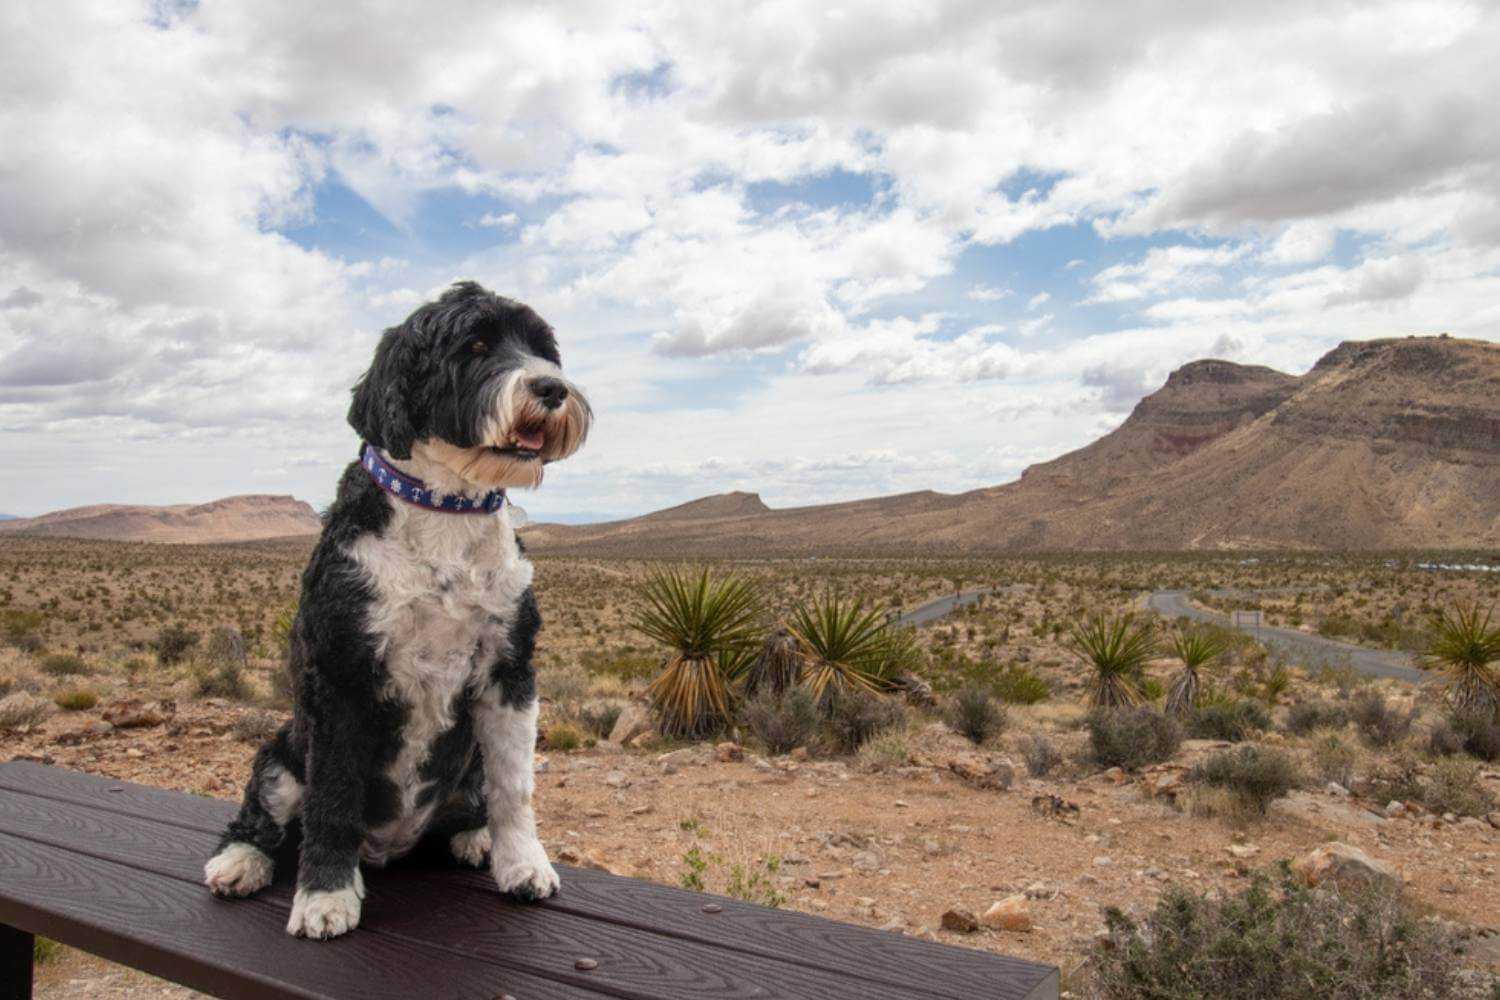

0,761,1058,999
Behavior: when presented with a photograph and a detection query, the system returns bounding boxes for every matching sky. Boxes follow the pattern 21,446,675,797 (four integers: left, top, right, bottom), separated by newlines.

2,2,1498,522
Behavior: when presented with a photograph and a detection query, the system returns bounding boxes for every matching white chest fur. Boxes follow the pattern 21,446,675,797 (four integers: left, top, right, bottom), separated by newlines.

346,502,534,864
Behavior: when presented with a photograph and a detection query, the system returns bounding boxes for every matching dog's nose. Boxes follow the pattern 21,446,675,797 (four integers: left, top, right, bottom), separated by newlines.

529,376,569,410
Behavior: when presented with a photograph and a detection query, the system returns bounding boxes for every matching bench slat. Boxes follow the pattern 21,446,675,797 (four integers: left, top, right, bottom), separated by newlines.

0,780,1036,1000
0,761,1058,1000
0,830,606,1000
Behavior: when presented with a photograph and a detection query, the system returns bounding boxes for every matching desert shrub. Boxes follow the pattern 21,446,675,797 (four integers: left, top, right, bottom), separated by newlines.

1189,698,1270,742
857,731,910,770
1349,690,1416,748
543,720,586,752
1088,707,1181,771
1362,753,1425,806
1310,734,1357,788
1139,676,1165,702
1067,613,1156,709
33,936,58,965
539,663,592,709
154,623,199,666
38,653,88,677
576,700,625,740
1421,756,1495,818
1090,867,1467,999
190,629,251,701
822,690,905,754
121,657,149,685
270,599,298,659
53,686,99,711
1285,698,1349,736
1191,745,1300,818
742,687,819,755
991,663,1049,705
0,692,53,730
1,609,45,652
1260,665,1292,704
946,685,1006,745
1019,732,1063,778
231,710,283,744
1427,709,1500,763
742,628,801,698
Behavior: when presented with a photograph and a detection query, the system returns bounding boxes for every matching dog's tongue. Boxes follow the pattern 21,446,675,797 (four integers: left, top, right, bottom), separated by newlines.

514,427,545,451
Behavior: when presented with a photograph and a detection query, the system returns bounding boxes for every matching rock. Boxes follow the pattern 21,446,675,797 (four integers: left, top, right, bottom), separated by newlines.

555,848,617,874
1385,800,1406,818
940,908,979,933
626,731,660,750
1325,782,1350,797
655,748,702,769
948,753,1015,791
1226,844,1259,860
714,741,744,763
101,698,176,729
1093,856,1113,867
891,672,936,707
979,895,1032,933
603,770,630,789
1102,767,1128,785
0,692,54,727
1487,812,1500,831
1293,842,1401,890
54,719,113,745
1145,770,1185,799
851,850,882,873
789,747,810,762
608,703,653,745
1023,882,1054,900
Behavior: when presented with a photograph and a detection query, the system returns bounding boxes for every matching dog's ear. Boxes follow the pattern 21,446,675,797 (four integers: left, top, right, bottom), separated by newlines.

348,326,426,459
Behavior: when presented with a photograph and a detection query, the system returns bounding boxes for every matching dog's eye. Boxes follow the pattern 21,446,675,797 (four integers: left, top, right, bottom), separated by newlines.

469,340,488,355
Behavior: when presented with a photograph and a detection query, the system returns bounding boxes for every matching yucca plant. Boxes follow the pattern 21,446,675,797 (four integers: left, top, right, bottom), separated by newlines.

1424,603,1500,719
742,627,802,698
1066,613,1158,711
1164,626,1233,718
787,593,915,706
633,568,763,739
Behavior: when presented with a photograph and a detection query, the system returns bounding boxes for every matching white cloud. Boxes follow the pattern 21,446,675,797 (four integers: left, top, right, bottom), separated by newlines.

966,284,1012,301
1026,291,1051,310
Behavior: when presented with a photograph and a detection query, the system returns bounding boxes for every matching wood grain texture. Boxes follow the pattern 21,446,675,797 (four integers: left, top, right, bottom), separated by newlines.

0,762,1059,1000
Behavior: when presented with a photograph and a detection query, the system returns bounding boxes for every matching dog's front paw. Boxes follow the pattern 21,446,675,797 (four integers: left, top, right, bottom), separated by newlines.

450,827,491,868
287,870,365,940
205,842,273,898
492,839,559,901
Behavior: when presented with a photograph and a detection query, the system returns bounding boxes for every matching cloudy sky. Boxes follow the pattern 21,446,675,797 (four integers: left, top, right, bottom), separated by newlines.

3,2,1498,521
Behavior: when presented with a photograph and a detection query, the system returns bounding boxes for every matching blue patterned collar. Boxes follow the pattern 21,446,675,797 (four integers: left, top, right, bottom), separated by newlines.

360,443,506,515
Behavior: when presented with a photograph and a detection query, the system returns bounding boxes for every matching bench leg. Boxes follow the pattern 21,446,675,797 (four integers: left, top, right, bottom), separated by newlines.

0,924,33,1000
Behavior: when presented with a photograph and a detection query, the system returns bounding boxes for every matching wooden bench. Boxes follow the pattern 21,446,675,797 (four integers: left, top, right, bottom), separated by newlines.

0,761,1058,999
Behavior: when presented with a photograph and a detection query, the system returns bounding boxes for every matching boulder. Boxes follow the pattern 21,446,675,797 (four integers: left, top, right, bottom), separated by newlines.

940,908,979,933
1292,842,1401,890
714,741,744,763
947,753,1015,791
979,895,1032,933
608,703,653,745
101,698,175,729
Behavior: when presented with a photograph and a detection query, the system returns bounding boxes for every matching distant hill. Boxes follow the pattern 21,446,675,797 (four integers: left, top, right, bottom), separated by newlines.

0,514,16,521
0,495,322,544
525,336,1500,555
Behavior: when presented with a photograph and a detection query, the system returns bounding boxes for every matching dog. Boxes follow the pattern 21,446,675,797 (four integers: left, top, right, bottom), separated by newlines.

203,281,591,939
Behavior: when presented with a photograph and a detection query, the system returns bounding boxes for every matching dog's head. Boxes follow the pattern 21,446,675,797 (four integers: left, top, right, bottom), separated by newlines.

349,282,592,490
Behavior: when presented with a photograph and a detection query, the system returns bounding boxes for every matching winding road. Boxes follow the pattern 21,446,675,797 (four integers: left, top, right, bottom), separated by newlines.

894,587,1427,684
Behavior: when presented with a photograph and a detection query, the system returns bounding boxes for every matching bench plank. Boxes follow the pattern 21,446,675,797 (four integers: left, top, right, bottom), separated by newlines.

0,831,606,1000
0,785,1004,1000
0,761,1059,1000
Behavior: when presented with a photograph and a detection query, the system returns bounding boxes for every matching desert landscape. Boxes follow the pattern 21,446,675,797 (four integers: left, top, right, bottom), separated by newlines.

3,527,1499,995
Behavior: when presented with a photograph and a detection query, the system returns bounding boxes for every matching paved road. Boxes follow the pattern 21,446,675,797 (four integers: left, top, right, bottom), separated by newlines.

894,586,1427,684
1146,590,1426,683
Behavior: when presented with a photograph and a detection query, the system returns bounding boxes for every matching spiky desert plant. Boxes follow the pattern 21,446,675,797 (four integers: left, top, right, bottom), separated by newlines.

633,568,763,739
787,593,915,706
742,627,802,698
1066,613,1157,711
1164,626,1233,718
1423,603,1500,719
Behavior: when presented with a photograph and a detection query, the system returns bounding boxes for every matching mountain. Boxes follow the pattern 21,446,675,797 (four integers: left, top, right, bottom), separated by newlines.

0,514,16,521
0,495,322,544
525,336,1500,555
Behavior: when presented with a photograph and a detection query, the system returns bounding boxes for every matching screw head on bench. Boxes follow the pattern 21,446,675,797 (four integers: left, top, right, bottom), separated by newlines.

702,902,723,914
574,958,598,971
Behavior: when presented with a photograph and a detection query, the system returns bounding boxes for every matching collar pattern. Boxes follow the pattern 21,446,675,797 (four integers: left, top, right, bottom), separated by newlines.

360,443,506,515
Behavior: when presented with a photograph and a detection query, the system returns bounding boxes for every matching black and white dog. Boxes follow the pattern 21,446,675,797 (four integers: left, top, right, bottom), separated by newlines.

204,282,591,939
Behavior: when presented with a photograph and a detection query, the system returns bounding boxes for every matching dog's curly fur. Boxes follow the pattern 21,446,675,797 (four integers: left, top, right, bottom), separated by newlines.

204,282,591,939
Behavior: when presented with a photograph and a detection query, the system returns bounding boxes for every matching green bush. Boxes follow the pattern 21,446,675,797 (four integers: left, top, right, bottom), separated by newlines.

1285,698,1349,736
991,663,1049,705
821,690,905,754
1,609,45,652
38,653,88,677
1362,753,1425,806
154,623,199,666
1189,698,1271,742
946,685,1006,745
1350,690,1416,748
1310,734,1356,788
53,687,99,711
1088,707,1181,771
1090,867,1467,999
543,720,586,752
742,687,819,755
1019,732,1063,778
1191,745,1300,817
576,700,625,740
1427,709,1500,763
191,628,250,701
1421,756,1496,818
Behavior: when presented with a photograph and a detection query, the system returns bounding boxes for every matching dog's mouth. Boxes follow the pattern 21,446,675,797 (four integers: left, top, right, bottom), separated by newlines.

486,423,546,461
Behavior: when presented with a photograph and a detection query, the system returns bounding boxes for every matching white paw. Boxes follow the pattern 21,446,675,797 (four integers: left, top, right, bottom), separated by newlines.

204,843,273,898
450,827,491,868
286,870,365,940
492,839,559,901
